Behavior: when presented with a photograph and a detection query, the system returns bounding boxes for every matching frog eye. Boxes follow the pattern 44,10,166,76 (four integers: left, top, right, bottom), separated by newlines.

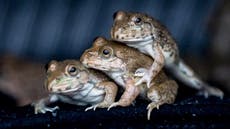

103,49,110,55
101,47,113,58
67,65,78,76
134,17,142,24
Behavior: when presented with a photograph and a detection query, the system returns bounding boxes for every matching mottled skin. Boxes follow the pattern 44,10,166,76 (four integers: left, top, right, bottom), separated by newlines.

80,37,178,120
110,11,223,98
33,60,117,114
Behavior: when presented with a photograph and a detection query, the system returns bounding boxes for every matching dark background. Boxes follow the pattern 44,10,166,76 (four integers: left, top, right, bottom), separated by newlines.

0,0,222,61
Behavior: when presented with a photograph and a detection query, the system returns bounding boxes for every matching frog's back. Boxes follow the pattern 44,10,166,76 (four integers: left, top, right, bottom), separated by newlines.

107,40,170,84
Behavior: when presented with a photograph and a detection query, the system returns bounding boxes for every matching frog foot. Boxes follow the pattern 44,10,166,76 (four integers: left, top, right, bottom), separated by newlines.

134,68,152,88
34,105,59,114
134,68,147,77
198,86,224,99
85,104,100,111
107,102,121,111
146,102,162,120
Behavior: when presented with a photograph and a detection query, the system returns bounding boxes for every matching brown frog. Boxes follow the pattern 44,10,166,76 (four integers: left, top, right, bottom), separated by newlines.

33,60,118,114
110,11,223,98
80,37,178,120
0,55,48,106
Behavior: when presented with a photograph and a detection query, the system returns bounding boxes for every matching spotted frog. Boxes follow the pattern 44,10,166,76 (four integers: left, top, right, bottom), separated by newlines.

81,37,178,120
33,60,118,114
111,11,223,98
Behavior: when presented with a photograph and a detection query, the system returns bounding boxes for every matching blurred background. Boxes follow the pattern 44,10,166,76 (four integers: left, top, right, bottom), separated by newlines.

0,0,222,60
0,0,229,106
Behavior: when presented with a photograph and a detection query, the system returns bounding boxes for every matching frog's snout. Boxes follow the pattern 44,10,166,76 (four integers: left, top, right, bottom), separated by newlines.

80,53,85,64
111,27,115,39
111,26,121,40
80,49,95,67
80,53,88,67
47,86,53,92
47,84,53,92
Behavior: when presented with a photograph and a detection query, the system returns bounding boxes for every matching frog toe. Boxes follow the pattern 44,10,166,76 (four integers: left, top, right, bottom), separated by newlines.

134,68,147,77
48,106,59,112
107,102,120,111
197,86,224,99
147,102,160,120
135,74,152,88
35,106,59,114
85,104,99,111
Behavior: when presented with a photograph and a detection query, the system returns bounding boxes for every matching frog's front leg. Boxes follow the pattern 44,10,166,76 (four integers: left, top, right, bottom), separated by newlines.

135,43,164,88
147,80,178,120
33,94,59,114
85,81,118,111
108,78,139,110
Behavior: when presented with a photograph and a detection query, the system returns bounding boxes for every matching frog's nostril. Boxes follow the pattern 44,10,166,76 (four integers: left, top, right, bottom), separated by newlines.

80,56,88,66
56,78,60,81
88,51,95,55
87,51,96,57
116,35,119,39
47,86,53,91
56,77,62,82
65,86,71,90
80,55,84,62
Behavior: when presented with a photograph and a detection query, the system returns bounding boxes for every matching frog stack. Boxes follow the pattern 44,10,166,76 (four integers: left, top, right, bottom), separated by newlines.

33,11,223,120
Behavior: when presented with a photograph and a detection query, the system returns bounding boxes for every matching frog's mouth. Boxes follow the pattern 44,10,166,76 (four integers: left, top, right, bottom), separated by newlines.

85,60,124,72
111,23,153,43
114,37,153,48
112,32,153,44
48,79,83,93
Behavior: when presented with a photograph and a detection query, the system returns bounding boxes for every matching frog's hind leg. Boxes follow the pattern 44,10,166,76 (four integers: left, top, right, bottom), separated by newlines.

168,59,223,98
147,80,178,120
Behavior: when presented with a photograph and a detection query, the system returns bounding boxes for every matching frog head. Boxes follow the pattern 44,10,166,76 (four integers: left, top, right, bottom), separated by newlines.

111,11,154,43
80,37,126,72
45,60,89,94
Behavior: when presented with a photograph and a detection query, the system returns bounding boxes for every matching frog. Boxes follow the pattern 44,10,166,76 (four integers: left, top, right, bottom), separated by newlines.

110,11,223,98
33,59,118,114
80,37,178,120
